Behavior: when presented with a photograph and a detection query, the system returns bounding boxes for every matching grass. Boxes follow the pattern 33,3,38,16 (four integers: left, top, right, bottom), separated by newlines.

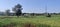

0,15,60,27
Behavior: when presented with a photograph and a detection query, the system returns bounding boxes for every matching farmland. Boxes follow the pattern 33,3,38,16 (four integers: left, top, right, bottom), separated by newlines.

0,15,60,27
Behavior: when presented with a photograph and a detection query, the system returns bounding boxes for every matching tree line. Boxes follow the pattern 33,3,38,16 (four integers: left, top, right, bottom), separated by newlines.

5,4,23,17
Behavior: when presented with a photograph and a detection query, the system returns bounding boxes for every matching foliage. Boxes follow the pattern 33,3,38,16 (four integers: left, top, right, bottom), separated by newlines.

12,4,23,17
5,9,10,16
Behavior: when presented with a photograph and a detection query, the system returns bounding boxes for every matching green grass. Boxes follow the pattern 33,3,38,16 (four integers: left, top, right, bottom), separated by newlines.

0,15,60,27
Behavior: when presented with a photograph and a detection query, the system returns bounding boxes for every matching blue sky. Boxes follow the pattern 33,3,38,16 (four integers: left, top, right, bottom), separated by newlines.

0,0,60,13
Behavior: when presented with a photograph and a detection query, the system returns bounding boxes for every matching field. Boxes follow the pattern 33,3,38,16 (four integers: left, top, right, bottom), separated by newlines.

0,15,60,27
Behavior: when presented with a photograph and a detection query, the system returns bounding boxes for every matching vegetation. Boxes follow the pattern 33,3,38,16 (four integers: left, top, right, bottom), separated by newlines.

5,9,10,16
12,4,23,17
0,15,60,27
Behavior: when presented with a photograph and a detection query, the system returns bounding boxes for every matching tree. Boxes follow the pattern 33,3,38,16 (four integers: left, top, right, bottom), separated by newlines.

12,4,23,17
5,9,10,16
46,13,51,17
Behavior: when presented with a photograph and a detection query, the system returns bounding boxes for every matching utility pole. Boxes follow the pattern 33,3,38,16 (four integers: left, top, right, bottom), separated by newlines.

45,0,48,15
45,5,47,14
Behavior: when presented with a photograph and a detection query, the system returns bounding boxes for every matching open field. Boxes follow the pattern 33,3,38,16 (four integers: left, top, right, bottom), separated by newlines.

0,15,60,27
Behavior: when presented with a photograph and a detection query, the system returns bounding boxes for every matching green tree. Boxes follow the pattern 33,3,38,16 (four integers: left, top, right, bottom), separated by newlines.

12,4,23,17
5,9,10,16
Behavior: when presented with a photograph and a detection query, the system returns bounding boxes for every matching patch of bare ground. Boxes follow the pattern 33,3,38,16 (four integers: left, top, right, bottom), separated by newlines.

1,22,17,27
23,22,36,27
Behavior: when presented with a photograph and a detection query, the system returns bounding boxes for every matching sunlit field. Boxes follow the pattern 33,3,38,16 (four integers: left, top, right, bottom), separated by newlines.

0,15,60,27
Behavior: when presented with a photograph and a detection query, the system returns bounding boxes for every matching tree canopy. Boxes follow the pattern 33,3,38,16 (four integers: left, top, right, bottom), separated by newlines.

12,4,23,17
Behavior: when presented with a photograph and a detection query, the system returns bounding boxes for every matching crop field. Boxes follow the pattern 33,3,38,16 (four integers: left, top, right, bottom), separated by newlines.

0,15,60,27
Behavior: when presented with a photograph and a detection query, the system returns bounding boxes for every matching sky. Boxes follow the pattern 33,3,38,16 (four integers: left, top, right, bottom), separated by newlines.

0,0,60,13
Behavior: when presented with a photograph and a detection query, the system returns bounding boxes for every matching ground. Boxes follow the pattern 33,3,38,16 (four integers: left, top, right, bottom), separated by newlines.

0,15,60,27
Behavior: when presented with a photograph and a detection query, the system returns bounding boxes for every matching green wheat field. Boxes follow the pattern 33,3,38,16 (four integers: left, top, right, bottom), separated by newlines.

0,15,60,27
